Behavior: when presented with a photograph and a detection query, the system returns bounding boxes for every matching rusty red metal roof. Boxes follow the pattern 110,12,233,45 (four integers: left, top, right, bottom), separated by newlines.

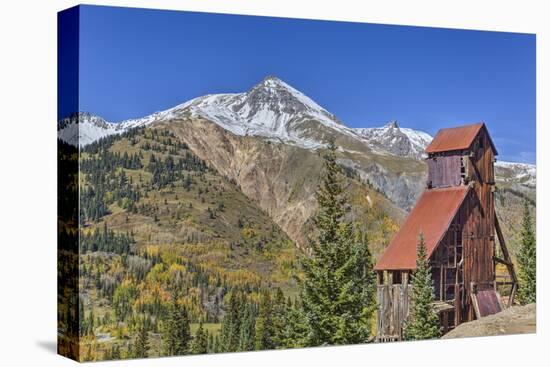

425,123,496,154
374,186,470,271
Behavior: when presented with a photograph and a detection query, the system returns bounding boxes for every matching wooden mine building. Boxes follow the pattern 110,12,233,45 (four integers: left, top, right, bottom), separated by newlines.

374,123,517,341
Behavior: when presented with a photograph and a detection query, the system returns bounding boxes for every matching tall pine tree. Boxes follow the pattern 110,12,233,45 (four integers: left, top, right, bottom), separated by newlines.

220,290,243,352
255,289,275,350
190,321,208,355
280,297,308,348
299,141,376,346
517,200,536,304
133,322,149,358
404,234,441,340
238,301,256,351
162,293,191,356
271,288,287,348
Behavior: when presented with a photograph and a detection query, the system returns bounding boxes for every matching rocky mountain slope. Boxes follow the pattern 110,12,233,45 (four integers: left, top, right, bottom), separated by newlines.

58,76,431,210
59,75,535,256
161,116,404,249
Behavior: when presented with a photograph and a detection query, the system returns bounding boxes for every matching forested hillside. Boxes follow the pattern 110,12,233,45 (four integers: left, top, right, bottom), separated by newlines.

63,125,400,361
69,128,299,360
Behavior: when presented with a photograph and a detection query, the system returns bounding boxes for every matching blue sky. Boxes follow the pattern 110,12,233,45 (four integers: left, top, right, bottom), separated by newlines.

74,5,535,163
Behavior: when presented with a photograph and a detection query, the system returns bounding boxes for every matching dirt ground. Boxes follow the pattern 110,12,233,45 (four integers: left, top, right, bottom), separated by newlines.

443,303,536,339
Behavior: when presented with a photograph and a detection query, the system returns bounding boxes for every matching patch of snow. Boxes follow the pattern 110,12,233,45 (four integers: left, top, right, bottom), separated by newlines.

57,76,533,187
352,120,432,159
495,161,536,186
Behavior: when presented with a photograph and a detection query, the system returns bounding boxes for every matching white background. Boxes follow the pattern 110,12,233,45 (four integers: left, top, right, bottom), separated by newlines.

0,0,548,365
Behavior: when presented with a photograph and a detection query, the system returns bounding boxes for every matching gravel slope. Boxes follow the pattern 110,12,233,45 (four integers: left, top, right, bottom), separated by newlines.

443,304,536,339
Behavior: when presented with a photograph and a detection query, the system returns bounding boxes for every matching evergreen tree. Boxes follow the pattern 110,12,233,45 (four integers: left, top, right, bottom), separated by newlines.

239,301,256,351
300,142,376,346
133,323,149,358
111,345,121,360
404,234,441,340
255,289,275,350
162,294,191,356
517,201,536,304
190,321,208,354
213,334,221,353
207,331,214,353
78,300,85,337
126,342,133,359
280,297,308,348
89,308,95,335
271,288,287,348
220,290,243,352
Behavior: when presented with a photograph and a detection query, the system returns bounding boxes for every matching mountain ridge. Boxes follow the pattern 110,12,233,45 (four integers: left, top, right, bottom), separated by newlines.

57,75,534,170
58,75,535,216
57,76,429,158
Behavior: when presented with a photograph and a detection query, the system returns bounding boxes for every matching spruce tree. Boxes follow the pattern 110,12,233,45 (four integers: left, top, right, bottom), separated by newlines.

207,331,214,353
271,288,287,348
133,323,149,358
220,290,243,352
126,342,133,359
517,201,536,304
404,234,441,340
111,345,121,360
190,321,208,354
238,301,256,351
299,142,376,346
213,335,221,353
281,297,308,348
162,293,191,356
255,289,275,350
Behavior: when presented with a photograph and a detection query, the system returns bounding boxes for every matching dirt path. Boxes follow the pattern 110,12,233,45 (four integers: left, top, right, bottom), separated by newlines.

443,304,536,339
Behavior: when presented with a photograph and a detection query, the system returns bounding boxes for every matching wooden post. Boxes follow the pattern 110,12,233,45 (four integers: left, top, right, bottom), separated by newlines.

402,271,409,286
494,216,518,307
468,156,483,183
440,266,445,301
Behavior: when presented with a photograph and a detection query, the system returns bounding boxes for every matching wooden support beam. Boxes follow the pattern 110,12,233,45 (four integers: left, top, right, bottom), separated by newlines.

468,156,484,183
402,271,409,286
470,282,481,319
495,215,518,307
493,256,513,267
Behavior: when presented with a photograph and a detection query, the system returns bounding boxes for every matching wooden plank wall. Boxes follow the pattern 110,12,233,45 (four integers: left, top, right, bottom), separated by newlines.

376,284,412,341
427,155,463,188
458,129,496,322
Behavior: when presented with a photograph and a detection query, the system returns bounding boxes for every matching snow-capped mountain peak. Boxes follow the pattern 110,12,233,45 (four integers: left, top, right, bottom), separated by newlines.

352,120,432,159
245,75,341,123
167,76,351,149
57,76,432,157
54,76,435,162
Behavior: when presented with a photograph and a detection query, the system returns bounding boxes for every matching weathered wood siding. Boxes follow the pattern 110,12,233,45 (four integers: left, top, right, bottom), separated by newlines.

462,128,496,321
427,155,463,188
376,284,412,341
425,127,497,324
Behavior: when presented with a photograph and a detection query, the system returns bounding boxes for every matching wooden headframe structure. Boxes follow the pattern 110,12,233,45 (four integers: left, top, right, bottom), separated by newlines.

374,123,517,341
